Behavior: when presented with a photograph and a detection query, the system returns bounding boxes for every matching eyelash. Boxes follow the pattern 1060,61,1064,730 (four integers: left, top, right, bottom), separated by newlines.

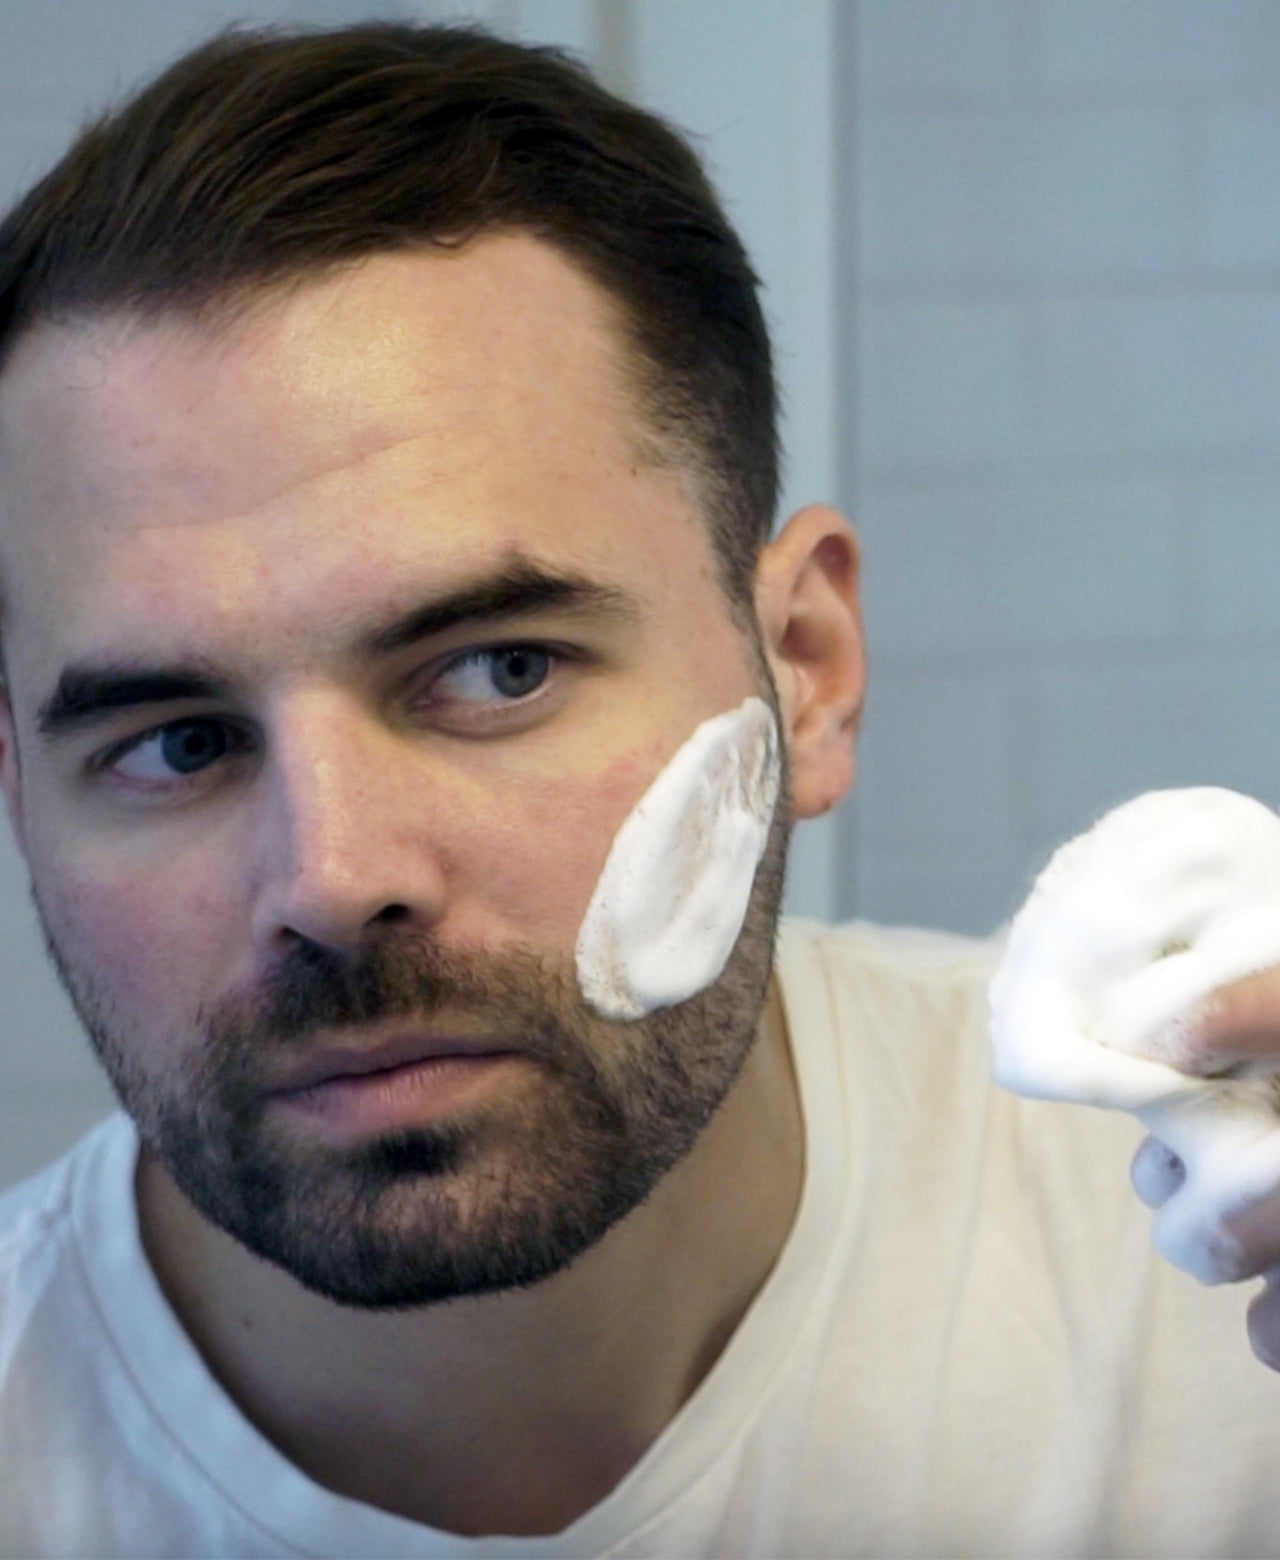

93,641,571,792
94,717,247,793
418,643,557,712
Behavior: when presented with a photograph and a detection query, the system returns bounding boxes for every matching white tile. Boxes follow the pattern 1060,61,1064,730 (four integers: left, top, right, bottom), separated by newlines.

856,483,987,657
784,810,843,923
1036,0,1278,93
270,0,421,21
0,832,97,1090
1017,108,1185,276
0,1087,113,1194
1190,472,1280,639
1037,298,1198,458
0,1,437,122
0,2,219,117
1024,660,1200,838
0,993,97,1093
854,0,1024,102
633,0,814,304
1037,295,1280,458
1179,655,1280,812
1168,298,1280,450
857,473,1181,657
1204,108,1280,271
856,110,1023,280
854,665,1016,846
522,0,593,52
398,0,501,18
1023,653,1280,839
857,106,1183,282
981,475,1181,646
0,120,66,212
856,301,1029,468
849,834,1027,937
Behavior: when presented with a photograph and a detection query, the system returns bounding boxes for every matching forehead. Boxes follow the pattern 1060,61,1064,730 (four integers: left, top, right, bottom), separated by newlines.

0,235,712,690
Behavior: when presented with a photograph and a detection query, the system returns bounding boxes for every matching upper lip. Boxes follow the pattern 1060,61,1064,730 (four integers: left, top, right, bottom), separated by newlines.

269,1031,516,1095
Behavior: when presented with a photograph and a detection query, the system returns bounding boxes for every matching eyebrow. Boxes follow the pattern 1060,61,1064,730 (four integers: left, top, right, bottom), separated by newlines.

36,664,235,741
35,560,640,742
356,560,639,658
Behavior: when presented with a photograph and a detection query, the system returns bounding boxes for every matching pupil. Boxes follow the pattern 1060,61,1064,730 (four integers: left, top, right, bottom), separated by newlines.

161,721,227,774
493,648,549,697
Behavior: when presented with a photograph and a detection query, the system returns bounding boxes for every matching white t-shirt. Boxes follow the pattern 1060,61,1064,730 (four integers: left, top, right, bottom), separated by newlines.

6,919,1280,1559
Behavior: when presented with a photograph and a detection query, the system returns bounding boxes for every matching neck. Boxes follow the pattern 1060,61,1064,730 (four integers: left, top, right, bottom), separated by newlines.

136,981,804,1536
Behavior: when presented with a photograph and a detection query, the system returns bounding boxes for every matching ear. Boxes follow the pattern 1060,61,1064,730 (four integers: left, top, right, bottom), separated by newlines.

754,505,864,821
0,681,24,848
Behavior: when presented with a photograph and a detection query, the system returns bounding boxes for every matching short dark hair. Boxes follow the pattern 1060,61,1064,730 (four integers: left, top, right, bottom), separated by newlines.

0,22,778,610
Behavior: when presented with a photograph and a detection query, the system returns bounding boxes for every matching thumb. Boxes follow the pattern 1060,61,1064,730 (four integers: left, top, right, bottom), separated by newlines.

1247,1266,1280,1371
1181,964,1280,1076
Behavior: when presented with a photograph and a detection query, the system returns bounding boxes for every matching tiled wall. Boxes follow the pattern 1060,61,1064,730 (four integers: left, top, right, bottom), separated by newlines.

840,1,1280,935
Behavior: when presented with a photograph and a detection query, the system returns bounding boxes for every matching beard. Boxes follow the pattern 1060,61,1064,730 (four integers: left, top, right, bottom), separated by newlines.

35,801,790,1311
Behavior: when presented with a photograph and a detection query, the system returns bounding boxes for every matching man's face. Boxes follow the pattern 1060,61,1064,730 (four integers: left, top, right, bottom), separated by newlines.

0,236,786,1306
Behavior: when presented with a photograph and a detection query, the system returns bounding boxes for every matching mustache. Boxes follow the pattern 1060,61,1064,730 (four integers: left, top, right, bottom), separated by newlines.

197,932,586,1055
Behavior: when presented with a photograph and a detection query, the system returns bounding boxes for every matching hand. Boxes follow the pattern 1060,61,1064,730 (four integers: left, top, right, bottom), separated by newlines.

1130,964,1280,1368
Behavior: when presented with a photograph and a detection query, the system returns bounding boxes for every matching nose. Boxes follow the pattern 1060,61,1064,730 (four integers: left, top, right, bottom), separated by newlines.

249,692,449,958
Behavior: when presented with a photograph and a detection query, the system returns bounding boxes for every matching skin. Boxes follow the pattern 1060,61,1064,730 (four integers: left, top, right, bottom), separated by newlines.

1130,963,1280,1372
0,233,865,1533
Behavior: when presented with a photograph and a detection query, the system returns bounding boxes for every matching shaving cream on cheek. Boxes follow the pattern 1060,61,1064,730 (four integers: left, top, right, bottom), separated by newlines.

990,787,1280,1283
574,696,780,1021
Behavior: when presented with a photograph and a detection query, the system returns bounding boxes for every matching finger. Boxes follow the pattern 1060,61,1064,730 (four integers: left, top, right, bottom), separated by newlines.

1247,1267,1280,1371
1223,1177,1280,1279
1182,965,1280,1075
1130,1136,1185,1208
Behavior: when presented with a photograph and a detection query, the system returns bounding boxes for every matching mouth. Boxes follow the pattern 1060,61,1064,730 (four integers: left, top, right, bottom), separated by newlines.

268,1032,526,1139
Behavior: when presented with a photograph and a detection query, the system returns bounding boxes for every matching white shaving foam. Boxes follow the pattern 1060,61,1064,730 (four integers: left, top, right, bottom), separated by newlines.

989,787,1280,1284
575,696,780,1021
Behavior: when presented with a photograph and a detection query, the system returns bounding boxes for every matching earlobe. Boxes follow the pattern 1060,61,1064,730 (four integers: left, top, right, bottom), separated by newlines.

754,505,865,821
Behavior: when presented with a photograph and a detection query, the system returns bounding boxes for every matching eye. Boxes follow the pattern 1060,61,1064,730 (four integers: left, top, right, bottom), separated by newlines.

105,718,246,784
434,645,553,704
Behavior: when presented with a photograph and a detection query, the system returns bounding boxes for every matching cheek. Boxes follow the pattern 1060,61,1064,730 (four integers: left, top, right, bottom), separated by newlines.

28,837,237,1028
445,750,653,951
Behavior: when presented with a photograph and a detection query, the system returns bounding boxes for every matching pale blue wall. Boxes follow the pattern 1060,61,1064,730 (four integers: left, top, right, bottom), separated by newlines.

841,0,1280,935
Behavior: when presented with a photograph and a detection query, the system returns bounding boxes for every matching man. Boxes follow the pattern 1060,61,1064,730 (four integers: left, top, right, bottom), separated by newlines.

1,21,1280,1558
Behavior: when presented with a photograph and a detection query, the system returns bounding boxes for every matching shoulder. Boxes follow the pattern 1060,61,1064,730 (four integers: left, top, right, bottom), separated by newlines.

776,915,1144,1212
0,1115,132,1346
777,917,1003,1073
0,1142,82,1291
781,915,1003,986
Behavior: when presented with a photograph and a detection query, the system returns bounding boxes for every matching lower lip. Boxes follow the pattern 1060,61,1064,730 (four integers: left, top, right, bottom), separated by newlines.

273,1052,522,1137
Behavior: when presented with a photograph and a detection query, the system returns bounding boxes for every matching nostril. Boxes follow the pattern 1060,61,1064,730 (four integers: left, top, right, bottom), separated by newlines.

373,903,412,926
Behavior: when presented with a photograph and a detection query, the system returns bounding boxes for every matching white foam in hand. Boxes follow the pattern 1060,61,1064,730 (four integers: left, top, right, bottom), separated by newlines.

989,788,1280,1284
